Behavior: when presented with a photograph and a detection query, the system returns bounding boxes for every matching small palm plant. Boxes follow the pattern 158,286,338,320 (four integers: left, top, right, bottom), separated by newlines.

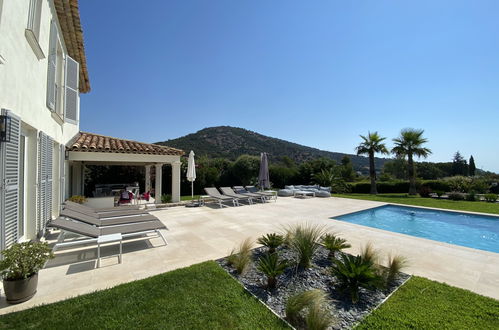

321,233,351,259
286,223,326,269
285,289,333,329
257,233,284,254
257,253,288,289
331,253,383,303
384,254,408,286
227,238,254,275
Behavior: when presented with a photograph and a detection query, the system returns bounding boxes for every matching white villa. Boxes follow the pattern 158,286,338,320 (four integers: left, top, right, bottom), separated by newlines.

0,0,183,250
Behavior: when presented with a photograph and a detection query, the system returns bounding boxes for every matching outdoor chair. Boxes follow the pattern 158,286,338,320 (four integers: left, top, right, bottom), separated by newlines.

232,186,266,203
219,187,254,205
59,208,159,227
48,218,168,254
204,187,239,208
64,201,149,218
64,200,141,212
245,186,277,201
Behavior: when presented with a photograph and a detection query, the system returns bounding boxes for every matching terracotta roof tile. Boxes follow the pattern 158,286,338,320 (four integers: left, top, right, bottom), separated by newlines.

54,0,90,93
68,132,184,156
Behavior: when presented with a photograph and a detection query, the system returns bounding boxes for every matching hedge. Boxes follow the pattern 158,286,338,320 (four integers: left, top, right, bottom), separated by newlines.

347,180,452,194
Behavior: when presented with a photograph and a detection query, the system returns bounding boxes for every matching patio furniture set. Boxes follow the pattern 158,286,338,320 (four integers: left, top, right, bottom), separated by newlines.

277,185,332,198
202,186,277,208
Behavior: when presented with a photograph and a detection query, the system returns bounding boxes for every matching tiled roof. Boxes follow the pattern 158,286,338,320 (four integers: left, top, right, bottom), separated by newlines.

68,132,184,156
54,0,90,93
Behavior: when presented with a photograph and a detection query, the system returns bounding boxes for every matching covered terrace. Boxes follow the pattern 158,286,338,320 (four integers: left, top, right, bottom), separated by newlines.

67,132,184,206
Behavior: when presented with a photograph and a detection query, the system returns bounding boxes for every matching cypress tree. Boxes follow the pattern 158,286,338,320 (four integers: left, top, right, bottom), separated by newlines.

469,155,476,176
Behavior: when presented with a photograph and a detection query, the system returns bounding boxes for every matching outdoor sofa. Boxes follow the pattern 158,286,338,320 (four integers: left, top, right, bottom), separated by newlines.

278,185,331,197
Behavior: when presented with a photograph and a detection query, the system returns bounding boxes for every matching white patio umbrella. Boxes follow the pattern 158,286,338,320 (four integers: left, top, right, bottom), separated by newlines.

186,150,196,199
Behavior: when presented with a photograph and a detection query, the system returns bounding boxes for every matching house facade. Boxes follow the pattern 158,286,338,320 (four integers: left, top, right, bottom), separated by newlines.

0,0,90,249
0,0,183,250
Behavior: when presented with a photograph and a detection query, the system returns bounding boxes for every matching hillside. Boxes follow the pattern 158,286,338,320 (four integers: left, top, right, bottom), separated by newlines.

156,126,388,172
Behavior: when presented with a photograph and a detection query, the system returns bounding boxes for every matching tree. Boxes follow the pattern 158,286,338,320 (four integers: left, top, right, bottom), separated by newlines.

355,132,389,194
392,129,432,195
230,155,260,185
469,155,476,177
382,157,408,180
340,155,356,182
452,151,468,176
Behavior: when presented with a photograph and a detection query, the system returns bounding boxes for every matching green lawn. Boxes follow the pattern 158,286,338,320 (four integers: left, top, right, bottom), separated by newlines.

0,261,289,330
356,276,499,329
181,195,201,201
335,193,499,215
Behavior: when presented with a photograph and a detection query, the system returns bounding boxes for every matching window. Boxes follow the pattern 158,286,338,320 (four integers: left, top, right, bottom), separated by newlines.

25,0,44,59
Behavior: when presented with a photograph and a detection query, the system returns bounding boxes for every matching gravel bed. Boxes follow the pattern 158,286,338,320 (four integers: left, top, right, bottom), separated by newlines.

217,246,410,329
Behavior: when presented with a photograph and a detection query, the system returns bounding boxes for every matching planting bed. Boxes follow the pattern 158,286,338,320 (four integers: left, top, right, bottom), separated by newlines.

217,246,410,329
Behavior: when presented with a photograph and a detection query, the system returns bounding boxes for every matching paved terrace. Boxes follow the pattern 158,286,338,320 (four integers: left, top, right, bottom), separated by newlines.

1,197,498,314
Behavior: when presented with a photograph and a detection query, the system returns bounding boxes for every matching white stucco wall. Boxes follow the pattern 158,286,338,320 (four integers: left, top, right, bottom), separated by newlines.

0,0,80,145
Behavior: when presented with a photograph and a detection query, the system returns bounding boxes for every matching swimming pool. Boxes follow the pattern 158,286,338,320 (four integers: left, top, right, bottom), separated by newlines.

335,205,499,253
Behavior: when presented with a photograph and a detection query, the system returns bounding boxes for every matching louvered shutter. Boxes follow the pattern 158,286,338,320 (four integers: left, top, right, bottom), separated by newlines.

0,110,21,249
64,56,79,124
46,20,58,111
60,144,65,205
36,132,54,236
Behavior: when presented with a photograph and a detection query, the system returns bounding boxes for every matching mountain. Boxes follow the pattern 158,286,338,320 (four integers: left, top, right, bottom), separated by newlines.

156,126,388,172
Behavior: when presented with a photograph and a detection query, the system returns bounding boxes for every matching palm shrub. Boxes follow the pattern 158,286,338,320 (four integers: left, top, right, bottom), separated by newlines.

321,233,351,259
257,253,288,289
227,238,253,274
331,254,383,303
257,233,284,254
384,254,408,286
286,223,326,268
285,289,332,329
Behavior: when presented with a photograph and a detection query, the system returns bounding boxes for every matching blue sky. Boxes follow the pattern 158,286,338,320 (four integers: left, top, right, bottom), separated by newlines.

79,0,499,172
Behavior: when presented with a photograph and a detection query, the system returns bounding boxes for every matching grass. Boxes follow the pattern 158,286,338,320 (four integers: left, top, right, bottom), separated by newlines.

336,193,499,215
0,261,289,329
356,276,499,329
181,195,201,201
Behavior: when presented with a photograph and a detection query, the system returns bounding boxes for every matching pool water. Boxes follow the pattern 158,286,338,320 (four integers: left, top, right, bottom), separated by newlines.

335,205,499,253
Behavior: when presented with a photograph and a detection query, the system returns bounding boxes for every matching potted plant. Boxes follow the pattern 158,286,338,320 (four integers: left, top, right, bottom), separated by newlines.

0,241,54,304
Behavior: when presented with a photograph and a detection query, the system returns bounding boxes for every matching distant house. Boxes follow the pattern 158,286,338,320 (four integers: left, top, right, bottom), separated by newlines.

0,0,182,249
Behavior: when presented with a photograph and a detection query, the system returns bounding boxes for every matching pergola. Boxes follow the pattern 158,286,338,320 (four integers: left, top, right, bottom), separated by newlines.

67,132,184,203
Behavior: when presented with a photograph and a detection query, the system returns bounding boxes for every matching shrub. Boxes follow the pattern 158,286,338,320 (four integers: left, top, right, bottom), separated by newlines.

285,289,332,328
469,179,490,194
465,191,477,202
484,194,498,203
227,238,253,274
443,176,472,193
434,190,444,198
67,195,87,204
331,254,383,303
161,194,172,203
321,233,351,259
423,180,451,193
285,223,326,269
257,253,288,289
0,242,54,280
418,186,432,198
257,233,284,254
384,254,408,286
447,191,465,201
360,242,379,264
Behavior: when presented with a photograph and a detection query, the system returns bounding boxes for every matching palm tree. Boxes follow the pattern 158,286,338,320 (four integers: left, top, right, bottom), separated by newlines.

355,132,389,194
392,129,431,195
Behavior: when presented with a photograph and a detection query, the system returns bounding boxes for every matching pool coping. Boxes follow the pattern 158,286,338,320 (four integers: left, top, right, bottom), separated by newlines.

330,202,499,257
